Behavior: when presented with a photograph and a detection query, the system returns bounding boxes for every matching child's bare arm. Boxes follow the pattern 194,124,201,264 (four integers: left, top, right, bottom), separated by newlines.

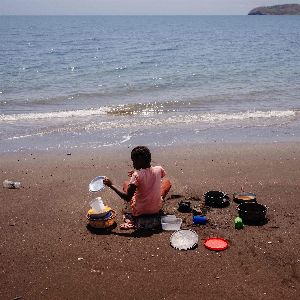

103,177,136,202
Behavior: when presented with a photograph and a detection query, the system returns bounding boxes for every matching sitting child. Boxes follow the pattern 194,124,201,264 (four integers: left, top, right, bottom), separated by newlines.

103,146,171,229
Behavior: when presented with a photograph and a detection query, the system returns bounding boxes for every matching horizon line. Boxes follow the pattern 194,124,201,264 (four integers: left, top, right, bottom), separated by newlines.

0,14,251,17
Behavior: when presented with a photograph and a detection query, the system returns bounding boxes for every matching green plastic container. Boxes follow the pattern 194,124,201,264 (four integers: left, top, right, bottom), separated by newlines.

234,217,244,229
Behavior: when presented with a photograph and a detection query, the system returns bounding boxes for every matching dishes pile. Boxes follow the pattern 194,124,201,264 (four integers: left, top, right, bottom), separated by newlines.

87,209,116,229
87,198,116,229
87,177,116,229
233,192,268,224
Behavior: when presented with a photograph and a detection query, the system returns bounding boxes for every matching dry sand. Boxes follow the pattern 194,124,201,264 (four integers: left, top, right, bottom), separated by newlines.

0,143,299,299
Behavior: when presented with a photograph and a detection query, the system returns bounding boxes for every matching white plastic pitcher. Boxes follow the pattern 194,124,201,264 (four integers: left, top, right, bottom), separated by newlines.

90,197,105,213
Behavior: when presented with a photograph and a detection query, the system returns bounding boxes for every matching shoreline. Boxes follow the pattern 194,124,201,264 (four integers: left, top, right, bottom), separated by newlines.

1,142,299,299
1,116,300,153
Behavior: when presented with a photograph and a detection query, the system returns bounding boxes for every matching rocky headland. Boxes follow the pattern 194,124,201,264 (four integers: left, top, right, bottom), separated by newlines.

248,3,300,15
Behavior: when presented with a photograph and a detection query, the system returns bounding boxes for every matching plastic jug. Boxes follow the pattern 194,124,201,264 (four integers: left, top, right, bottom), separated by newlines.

90,197,105,213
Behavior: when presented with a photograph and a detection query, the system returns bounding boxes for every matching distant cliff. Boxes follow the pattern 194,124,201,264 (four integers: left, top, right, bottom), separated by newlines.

248,4,300,15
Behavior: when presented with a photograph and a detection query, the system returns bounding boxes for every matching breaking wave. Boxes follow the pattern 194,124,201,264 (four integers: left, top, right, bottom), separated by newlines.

0,96,297,124
0,107,109,122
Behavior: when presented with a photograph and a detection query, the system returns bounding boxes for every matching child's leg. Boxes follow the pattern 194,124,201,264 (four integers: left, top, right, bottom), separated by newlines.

121,180,135,229
161,178,172,199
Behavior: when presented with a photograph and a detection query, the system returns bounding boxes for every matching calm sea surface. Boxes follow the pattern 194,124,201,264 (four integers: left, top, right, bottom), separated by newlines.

0,16,299,152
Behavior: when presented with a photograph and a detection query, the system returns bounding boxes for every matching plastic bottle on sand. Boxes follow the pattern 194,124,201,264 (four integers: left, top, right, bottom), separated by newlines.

3,180,21,189
234,217,244,229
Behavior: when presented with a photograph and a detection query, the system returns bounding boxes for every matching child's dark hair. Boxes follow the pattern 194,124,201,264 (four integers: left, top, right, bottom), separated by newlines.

131,146,151,165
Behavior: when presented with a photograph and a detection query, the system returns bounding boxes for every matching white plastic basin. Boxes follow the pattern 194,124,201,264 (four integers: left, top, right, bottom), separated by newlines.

161,218,182,231
161,215,177,223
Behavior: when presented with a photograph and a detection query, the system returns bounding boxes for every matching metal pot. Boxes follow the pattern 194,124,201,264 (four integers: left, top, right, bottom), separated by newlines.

238,202,267,224
204,191,230,208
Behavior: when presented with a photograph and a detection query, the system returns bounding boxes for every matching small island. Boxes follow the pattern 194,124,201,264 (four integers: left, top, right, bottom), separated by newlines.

248,3,300,15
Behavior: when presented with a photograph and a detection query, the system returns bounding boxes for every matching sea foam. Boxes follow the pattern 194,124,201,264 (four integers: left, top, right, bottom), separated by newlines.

0,108,296,124
0,107,109,122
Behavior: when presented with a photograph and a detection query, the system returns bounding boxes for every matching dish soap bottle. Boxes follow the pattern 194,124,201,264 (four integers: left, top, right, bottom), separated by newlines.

234,217,244,229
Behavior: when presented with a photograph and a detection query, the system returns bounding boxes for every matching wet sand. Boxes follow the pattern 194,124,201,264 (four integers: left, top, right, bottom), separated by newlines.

0,143,299,299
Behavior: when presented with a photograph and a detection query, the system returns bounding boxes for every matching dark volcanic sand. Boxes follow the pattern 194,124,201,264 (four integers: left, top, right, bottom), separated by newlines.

0,143,299,299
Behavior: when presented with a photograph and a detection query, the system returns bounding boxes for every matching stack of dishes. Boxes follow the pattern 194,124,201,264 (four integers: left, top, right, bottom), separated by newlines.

87,205,116,229
87,177,116,228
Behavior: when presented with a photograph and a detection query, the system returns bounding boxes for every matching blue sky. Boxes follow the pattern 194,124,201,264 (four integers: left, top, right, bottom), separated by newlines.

1,1,299,15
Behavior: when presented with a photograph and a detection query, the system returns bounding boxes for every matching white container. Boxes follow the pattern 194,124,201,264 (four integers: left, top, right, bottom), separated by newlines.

161,215,177,223
89,197,105,213
161,218,182,231
3,180,21,189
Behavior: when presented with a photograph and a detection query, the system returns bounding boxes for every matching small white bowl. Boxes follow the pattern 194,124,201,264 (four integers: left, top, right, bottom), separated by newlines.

161,218,182,231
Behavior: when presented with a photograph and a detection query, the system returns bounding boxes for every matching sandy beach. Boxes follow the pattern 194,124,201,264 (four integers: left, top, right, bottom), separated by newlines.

0,142,299,299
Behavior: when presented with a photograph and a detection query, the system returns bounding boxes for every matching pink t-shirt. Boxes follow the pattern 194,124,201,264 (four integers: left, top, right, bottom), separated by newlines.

129,166,166,216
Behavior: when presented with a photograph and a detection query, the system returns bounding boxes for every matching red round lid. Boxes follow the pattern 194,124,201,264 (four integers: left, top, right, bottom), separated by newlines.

204,237,229,251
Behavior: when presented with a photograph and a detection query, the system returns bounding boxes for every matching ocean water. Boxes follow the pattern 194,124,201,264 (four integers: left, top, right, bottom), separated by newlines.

0,16,299,152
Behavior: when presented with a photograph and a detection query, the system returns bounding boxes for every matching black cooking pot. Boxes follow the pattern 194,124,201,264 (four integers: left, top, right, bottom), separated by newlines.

178,201,192,213
204,191,230,208
238,202,267,224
